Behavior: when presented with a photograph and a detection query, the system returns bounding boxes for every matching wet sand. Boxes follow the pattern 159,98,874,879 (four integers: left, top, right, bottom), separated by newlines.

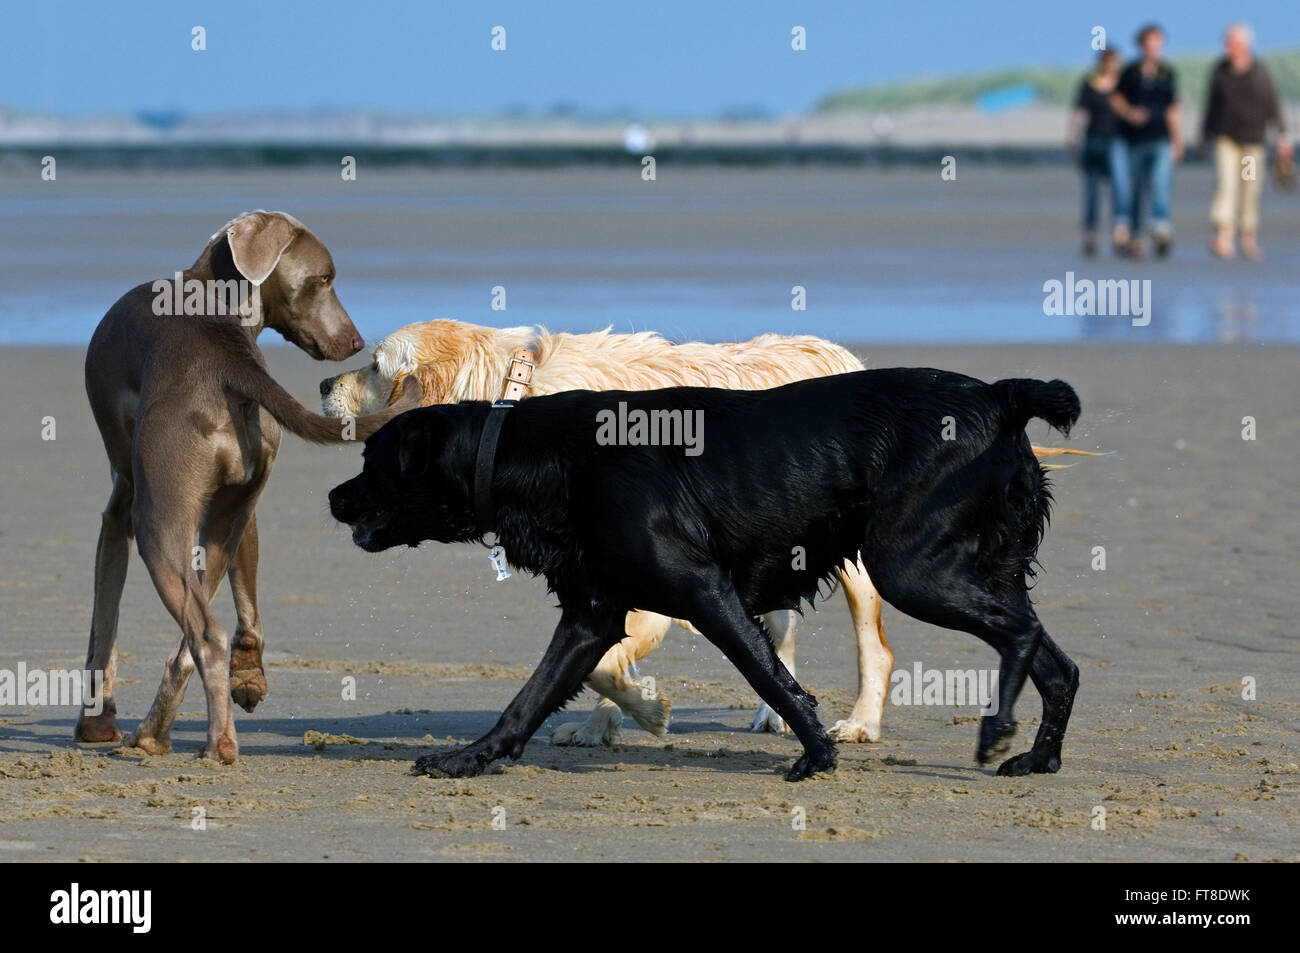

1,342,1296,862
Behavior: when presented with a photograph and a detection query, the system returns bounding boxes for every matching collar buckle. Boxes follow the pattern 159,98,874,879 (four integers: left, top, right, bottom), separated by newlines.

500,347,536,402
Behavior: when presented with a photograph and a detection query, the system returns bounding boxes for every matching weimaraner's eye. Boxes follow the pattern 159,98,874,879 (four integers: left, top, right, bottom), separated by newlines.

319,275,332,286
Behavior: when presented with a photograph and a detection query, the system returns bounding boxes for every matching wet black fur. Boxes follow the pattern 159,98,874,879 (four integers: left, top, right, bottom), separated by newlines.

329,367,1082,781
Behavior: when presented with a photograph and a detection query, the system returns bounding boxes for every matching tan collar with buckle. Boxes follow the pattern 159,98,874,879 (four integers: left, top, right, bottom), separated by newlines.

500,347,536,402
475,346,537,537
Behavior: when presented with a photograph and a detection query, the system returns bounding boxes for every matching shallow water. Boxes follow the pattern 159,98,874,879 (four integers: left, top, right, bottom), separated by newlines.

1,165,1295,347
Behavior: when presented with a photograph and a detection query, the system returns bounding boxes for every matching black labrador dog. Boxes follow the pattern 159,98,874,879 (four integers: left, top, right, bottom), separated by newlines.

329,368,1082,781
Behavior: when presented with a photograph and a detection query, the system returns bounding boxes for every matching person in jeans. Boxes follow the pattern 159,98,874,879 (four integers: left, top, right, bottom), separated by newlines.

1069,49,1122,256
1202,23,1293,260
1110,24,1184,258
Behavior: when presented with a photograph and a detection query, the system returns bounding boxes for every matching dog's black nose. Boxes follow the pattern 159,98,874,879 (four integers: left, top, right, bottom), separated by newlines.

320,377,334,397
327,482,360,524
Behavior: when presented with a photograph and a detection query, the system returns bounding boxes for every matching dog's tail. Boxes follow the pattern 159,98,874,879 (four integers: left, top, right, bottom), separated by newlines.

221,353,420,445
1029,444,1105,468
994,378,1081,438
987,379,1081,583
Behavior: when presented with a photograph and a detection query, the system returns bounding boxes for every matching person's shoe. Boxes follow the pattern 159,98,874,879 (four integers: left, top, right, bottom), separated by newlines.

1112,224,1131,256
1082,232,1097,257
1153,228,1173,258
1241,232,1263,261
1210,225,1235,259
1209,235,1236,259
1127,237,1146,260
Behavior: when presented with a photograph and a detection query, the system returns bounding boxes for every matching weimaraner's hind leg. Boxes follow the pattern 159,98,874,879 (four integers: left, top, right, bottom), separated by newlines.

227,513,269,712
133,497,269,722
126,475,241,762
74,473,134,744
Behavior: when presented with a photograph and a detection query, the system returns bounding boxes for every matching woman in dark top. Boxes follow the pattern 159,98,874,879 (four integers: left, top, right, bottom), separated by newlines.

1069,49,1121,256
1108,24,1184,258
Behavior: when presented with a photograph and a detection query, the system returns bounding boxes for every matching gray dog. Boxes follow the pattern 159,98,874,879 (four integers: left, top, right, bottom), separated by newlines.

77,211,414,762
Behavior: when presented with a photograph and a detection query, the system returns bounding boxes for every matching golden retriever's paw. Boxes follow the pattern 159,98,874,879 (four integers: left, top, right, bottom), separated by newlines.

627,697,671,737
828,719,881,743
751,703,789,734
551,716,623,747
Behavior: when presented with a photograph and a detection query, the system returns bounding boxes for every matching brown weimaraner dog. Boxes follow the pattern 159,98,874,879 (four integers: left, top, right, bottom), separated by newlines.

76,210,415,763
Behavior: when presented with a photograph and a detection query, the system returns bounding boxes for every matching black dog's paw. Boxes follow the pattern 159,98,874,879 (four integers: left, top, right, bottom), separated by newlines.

996,750,1061,777
413,747,489,779
784,747,837,782
976,717,1018,765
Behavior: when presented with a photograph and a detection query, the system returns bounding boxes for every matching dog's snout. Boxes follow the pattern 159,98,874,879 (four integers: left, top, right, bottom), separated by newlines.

327,326,363,360
327,485,349,523
330,486,356,525
328,479,367,525
320,376,335,397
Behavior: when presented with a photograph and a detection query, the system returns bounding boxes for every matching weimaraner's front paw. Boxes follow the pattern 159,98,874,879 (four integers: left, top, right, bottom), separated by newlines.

74,705,122,744
199,734,238,764
230,634,267,712
122,732,172,756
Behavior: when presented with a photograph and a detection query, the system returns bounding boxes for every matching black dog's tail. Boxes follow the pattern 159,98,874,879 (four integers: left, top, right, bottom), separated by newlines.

994,378,1081,437
981,378,1081,586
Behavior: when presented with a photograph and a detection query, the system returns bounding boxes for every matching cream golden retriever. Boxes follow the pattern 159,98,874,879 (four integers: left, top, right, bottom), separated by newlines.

321,319,1090,747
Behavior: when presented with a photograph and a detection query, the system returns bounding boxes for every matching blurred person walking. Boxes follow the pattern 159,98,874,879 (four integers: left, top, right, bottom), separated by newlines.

1069,48,1123,256
1110,24,1184,258
1202,23,1293,260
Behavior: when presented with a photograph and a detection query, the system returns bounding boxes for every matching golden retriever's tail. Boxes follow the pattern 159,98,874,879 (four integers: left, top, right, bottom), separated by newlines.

1030,446,1103,458
1030,445,1104,469
219,338,419,445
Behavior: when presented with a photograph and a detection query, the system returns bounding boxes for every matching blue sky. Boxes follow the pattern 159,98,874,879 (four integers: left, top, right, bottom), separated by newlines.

5,0,1298,118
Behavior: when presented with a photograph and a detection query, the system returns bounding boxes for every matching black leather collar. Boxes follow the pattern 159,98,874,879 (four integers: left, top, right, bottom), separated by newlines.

474,400,516,536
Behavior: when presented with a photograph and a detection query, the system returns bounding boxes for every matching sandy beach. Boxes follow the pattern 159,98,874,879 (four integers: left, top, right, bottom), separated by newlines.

1,340,1296,862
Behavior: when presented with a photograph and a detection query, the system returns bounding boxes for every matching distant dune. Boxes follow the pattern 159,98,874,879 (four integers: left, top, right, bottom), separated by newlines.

817,49,1300,113
1,50,1295,157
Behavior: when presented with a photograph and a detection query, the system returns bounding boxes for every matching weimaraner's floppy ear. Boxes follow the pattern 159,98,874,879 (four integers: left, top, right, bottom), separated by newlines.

226,212,298,286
